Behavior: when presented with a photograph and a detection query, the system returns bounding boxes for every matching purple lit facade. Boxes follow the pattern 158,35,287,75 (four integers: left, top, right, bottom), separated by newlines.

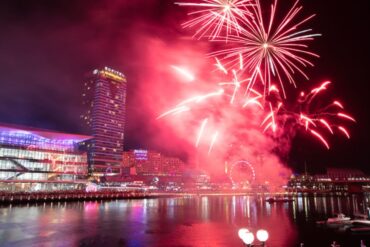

0,124,91,191
82,67,127,177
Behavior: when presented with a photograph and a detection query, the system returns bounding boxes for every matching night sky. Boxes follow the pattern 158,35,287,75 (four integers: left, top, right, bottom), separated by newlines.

0,0,369,174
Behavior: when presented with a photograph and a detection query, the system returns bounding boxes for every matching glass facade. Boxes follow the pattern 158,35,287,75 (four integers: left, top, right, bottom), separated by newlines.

0,124,91,191
82,67,127,176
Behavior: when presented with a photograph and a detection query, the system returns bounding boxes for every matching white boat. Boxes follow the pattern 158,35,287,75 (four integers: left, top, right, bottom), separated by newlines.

326,213,351,224
353,220,370,226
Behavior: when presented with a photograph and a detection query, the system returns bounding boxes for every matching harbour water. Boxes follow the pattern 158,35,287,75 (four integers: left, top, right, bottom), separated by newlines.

0,194,369,247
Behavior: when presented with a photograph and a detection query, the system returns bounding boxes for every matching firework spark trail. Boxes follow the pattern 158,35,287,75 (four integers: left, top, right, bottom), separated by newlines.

319,119,334,134
338,113,356,122
174,89,225,107
196,118,209,147
175,0,254,40
311,80,331,94
208,131,219,154
157,105,190,119
243,95,263,109
338,126,350,139
310,130,329,149
333,101,344,109
211,0,320,98
300,113,317,130
196,89,225,103
216,57,228,74
171,65,195,81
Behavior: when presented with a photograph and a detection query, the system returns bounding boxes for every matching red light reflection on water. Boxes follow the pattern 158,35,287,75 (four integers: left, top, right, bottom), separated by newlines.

1,195,369,246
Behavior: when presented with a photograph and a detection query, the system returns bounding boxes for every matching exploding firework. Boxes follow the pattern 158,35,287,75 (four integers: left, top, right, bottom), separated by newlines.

154,0,355,181
158,57,257,154
175,0,254,40
261,81,356,149
212,0,321,98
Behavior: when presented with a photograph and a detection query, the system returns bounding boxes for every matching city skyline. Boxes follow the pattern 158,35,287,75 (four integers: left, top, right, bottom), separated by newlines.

0,0,369,174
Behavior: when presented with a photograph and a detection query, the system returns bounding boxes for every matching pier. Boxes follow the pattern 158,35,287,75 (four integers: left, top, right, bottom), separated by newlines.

0,190,157,205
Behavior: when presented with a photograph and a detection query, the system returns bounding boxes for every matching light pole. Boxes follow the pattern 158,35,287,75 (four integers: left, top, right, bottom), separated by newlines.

238,228,269,246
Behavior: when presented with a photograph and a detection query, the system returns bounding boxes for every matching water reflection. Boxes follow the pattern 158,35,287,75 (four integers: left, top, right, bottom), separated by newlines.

0,194,369,247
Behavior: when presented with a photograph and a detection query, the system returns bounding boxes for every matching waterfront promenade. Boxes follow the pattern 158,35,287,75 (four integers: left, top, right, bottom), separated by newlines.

0,190,268,205
0,190,155,204
1,189,362,205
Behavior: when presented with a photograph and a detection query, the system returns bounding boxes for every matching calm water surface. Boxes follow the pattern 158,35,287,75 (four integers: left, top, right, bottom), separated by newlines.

0,194,369,247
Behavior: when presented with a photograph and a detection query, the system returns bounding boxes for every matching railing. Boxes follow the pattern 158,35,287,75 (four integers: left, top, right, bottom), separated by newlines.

0,190,151,204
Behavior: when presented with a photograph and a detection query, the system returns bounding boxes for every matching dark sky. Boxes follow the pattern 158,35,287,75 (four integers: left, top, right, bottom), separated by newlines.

0,0,369,174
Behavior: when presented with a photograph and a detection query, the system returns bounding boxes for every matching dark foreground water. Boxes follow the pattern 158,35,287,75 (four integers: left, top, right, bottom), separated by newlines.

0,194,370,247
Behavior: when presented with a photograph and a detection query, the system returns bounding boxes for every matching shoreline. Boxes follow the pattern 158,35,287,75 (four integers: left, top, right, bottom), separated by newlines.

1,190,367,206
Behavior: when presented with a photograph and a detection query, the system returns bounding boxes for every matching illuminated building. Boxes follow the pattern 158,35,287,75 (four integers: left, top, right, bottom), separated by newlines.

287,168,370,193
122,150,185,176
0,123,91,192
82,67,127,176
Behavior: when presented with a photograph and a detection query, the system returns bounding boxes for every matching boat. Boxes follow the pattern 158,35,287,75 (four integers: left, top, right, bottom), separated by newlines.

326,214,352,224
265,197,294,203
353,220,370,226
350,227,370,232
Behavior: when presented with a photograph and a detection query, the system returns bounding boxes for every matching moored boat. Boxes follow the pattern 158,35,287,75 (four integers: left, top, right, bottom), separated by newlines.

265,197,294,203
326,213,351,224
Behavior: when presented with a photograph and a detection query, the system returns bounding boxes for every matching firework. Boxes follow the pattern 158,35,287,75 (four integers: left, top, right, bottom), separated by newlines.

212,0,320,97
154,0,356,179
262,81,355,149
157,58,250,153
175,0,254,40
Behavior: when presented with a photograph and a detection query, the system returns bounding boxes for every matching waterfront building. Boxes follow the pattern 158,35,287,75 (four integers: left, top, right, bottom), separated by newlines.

287,168,370,193
122,150,185,176
82,67,127,177
0,123,91,192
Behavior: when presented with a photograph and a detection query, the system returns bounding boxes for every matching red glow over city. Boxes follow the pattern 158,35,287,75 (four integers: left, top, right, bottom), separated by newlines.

0,1,369,247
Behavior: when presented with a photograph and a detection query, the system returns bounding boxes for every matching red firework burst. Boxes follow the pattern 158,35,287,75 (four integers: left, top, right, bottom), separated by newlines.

262,81,356,149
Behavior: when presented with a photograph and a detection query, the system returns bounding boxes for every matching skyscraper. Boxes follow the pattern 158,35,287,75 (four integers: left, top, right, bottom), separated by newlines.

82,67,127,177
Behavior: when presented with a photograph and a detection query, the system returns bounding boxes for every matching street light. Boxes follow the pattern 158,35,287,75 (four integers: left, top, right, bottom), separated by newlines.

238,228,269,246
256,230,269,242
238,228,249,240
242,232,255,245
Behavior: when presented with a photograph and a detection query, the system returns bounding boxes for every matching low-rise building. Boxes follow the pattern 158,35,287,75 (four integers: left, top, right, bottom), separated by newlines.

0,123,92,191
287,168,370,193
122,149,185,176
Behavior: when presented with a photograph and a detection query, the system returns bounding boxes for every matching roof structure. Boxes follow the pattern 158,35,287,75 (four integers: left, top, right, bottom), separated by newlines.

0,122,92,142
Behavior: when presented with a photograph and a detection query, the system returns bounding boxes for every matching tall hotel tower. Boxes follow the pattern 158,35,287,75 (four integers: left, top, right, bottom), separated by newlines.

82,67,127,177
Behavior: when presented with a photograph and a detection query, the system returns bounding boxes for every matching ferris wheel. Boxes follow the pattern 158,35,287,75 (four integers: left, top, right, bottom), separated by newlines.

228,160,256,186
